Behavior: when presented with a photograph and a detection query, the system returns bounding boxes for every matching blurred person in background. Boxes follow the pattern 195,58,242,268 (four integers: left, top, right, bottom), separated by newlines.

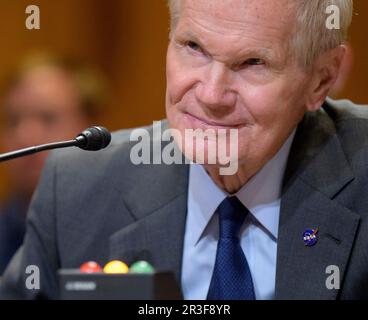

0,53,107,274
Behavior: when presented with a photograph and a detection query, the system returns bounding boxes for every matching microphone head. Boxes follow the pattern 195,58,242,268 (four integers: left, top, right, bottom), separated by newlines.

75,126,111,151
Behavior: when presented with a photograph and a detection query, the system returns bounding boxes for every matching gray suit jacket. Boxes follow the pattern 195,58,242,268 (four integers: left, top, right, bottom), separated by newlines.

1,99,368,300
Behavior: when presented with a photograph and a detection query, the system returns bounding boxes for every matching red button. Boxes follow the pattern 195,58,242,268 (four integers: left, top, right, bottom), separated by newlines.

80,261,102,273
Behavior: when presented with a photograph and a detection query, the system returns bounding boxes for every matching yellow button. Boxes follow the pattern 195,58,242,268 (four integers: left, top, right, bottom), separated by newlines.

103,260,129,274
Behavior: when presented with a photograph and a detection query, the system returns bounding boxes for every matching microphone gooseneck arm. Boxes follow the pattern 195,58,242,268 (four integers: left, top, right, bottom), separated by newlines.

0,140,77,162
0,126,111,163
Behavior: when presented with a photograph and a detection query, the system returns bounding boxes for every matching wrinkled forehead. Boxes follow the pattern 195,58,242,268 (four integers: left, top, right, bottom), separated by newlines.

177,0,297,37
174,0,298,63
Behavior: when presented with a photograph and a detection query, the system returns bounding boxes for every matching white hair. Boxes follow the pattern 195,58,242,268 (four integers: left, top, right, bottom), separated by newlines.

293,0,353,66
167,0,353,67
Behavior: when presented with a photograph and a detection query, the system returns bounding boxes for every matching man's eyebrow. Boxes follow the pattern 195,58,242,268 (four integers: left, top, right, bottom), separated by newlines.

177,29,200,41
175,30,211,54
177,29,280,63
239,48,276,60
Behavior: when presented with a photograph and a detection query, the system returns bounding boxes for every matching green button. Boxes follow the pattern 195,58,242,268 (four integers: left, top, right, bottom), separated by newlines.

130,261,155,274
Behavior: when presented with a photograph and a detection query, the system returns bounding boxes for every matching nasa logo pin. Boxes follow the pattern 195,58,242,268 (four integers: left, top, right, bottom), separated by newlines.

303,228,319,247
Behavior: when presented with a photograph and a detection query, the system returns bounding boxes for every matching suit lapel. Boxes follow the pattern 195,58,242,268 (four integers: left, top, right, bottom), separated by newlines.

275,106,360,299
109,190,188,283
108,125,190,284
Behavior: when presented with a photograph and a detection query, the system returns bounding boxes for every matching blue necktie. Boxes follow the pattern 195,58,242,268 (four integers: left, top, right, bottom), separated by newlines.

207,196,255,300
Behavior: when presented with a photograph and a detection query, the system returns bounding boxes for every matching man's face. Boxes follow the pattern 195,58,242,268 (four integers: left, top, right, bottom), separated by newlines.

166,0,312,173
2,67,89,197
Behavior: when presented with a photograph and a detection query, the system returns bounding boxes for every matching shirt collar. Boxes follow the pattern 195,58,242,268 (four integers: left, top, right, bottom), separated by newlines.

187,129,296,244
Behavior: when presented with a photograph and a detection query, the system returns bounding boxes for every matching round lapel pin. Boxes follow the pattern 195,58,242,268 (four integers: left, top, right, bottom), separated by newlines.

303,228,319,247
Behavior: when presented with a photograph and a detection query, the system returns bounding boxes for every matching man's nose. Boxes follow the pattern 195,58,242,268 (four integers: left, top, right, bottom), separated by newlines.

195,62,236,110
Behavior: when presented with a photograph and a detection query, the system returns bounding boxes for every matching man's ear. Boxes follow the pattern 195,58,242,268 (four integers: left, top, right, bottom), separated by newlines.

305,45,346,112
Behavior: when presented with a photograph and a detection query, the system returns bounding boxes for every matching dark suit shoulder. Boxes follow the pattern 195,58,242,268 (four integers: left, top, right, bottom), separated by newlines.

322,98,368,178
324,98,368,122
324,98,368,144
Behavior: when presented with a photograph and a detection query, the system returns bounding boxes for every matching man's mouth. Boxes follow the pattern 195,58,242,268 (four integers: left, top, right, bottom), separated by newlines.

184,112,245,129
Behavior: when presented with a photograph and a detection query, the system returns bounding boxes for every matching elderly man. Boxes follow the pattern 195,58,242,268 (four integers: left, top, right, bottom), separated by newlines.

1,0,367,300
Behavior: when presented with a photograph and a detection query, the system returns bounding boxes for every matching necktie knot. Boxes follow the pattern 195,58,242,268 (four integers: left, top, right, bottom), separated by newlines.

217,196,248,240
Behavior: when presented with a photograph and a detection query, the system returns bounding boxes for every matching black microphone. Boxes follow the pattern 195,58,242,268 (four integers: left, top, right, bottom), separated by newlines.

0,126,111,162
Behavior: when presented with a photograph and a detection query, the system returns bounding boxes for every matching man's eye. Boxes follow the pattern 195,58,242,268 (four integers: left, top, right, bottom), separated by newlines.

187,41,202,53
237,58,266,69
244,58,265,66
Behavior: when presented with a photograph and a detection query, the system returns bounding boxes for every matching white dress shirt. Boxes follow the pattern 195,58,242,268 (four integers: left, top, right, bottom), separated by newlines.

181,131,296,300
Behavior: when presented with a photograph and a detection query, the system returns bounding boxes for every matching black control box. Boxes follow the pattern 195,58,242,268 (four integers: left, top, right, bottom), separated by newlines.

59,270,182,300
